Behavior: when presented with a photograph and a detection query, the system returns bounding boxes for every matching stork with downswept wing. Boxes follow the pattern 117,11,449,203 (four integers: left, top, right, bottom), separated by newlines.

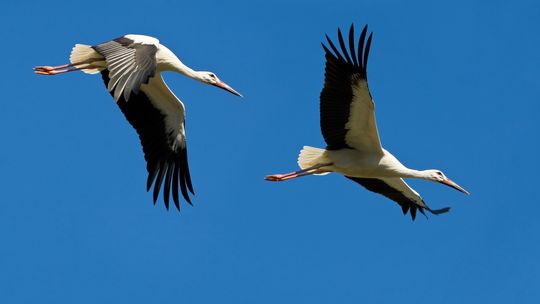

34,34,242,210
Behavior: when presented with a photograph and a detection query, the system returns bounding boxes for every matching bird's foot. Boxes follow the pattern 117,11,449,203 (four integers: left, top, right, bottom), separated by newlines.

264,172,301,182
33,68,66,75
33,65,64,75
265,173,295,182
265,174,287,182
33,66,55,72
33,63,80,76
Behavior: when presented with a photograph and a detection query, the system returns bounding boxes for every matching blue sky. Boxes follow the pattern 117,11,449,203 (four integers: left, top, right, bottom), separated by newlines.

1,0,539,303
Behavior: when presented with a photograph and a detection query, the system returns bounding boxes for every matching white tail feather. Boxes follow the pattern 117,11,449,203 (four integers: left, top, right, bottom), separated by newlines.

297,146,330,175
69,44,104,74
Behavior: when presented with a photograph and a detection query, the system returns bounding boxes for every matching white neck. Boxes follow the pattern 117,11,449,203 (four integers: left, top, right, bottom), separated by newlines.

399,168,432,180
172,61,200,80
157,45,203,81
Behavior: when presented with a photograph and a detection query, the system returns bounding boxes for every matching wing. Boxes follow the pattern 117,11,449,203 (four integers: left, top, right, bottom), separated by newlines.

93,36,158,102
345,176,450,220
100,70,194,210
320,24,382,153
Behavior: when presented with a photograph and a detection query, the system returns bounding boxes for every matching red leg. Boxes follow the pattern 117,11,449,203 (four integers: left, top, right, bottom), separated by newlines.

265,163,332,182
34,63,75,71
33,66,86,75
33,59,100,76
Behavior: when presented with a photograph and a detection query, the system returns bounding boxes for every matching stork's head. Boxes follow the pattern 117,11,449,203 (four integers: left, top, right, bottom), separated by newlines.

198,71,243,97
424,170,469,195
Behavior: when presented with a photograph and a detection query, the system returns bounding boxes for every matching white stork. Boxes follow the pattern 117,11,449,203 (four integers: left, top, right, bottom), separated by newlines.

34,34,242,210
265,25,469,220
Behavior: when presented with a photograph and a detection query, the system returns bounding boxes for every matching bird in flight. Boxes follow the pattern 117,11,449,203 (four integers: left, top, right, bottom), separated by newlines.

34,34,242,210
265,25,468,220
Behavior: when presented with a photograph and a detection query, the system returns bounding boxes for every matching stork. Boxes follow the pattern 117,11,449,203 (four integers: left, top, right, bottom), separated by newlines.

265,25,469,220
34,34,242,210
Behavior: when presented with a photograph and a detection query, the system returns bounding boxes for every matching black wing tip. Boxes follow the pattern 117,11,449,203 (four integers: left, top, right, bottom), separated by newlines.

346,177,451,221
321,42,331,54
324,33,344,62
182,189,194,207
405,206,450,220
322,23,373,75
348,24,359,67
337,27,353,65
180,148,195,205
363,32,374,75
152,183,194,211
401,204,409,215
410,206,417,220
428,206,451,215
146,157,195,211
404,205,451,220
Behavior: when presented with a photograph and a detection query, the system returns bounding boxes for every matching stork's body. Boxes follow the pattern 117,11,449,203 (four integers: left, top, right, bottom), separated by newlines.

34,34,242,210
266,25,468,220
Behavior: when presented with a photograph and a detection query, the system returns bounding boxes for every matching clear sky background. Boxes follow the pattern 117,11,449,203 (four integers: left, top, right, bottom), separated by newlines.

1,0,539,303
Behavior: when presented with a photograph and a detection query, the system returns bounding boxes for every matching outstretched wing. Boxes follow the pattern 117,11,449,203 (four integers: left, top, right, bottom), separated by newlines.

320,24,382,153
100,70,194,210
345,176,450,220
93,35,158,102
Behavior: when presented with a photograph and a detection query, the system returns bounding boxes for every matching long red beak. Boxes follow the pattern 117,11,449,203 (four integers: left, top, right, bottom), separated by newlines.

214,81,243,97
440,178,469,195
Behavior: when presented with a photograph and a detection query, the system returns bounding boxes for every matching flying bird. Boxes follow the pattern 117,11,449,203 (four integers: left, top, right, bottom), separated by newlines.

265,25,468,220
34,34,242,210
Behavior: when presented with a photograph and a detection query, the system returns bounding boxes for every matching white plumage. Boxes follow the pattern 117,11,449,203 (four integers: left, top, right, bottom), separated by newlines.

34,34,242,210
266,25,468,220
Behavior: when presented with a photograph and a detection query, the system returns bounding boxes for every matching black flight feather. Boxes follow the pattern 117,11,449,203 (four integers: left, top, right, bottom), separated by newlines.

348,24,358,67
99,69,195,210
345,176,450,221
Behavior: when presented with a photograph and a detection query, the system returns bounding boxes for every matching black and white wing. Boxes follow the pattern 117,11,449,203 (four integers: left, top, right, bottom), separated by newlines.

100,71,194,210
320,25,382,153
345,176,450,220
94,35,194,210
93,35,158,101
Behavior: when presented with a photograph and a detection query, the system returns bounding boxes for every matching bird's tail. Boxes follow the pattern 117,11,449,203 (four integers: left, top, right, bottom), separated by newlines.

297,146,330,175
69,44,104,74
